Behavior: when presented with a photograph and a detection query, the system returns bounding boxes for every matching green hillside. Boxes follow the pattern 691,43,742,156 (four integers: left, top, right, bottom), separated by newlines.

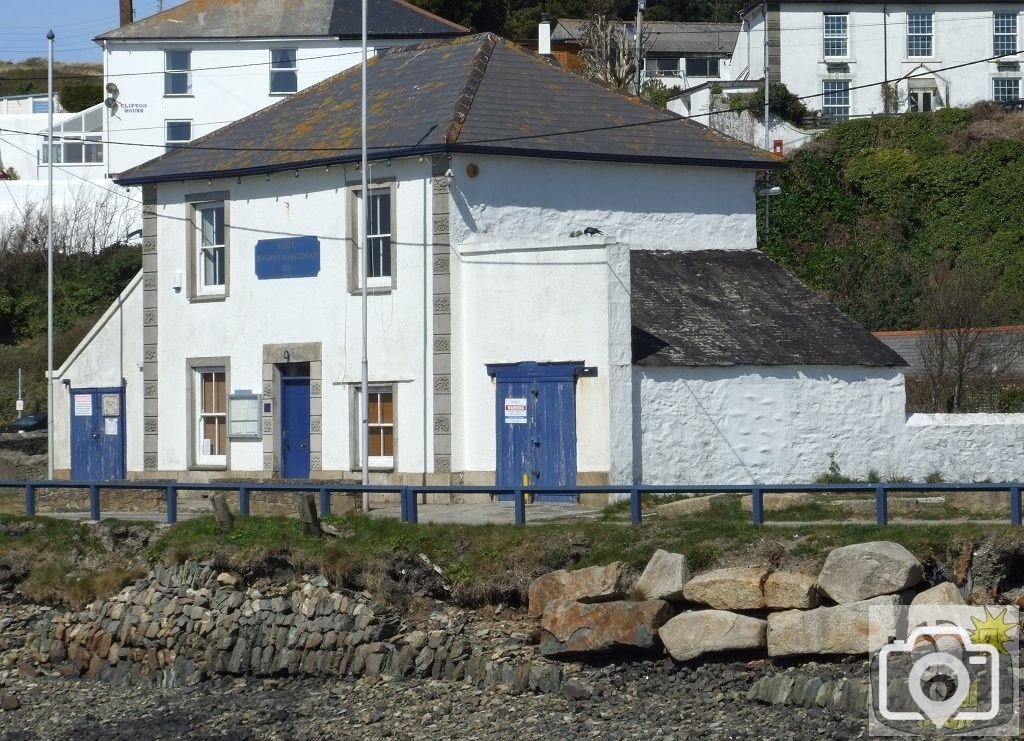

762,103,1024,331
0,245,141,425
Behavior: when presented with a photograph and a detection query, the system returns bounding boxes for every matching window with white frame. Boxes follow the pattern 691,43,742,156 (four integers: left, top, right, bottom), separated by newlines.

354,386,394,469
195,202,226,295
361,187,392,287
164,50,192,95
165,120,192,150
995,12,1018,56
684,57,720,77
38,106,102,165
823,13,848,58
994,77,1021,101
907,12,933,57
270,48,298,94
646,57,679,76
195,368,227,465
822,80,851,120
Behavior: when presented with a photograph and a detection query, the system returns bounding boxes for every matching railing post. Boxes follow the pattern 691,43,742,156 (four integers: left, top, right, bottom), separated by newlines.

408,487,419,525
166,485,177,525
514,489,526,526
89,485,100,521
630,487,641,526
1011,486,1022,526
751,486,764,525
238,486,250,517
875,483,888,526
25,484,35,517
320,487,331,517
400,487,409,523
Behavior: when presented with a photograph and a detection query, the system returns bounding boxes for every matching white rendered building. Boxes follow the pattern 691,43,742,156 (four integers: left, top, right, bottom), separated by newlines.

52,35,1024,490
731,0,1024,120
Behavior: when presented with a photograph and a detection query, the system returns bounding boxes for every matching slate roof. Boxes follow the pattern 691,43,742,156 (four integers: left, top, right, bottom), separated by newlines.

739,0,995,16
631,250,908,367
116,33,781,184
551,19,739,56
96,0,467,41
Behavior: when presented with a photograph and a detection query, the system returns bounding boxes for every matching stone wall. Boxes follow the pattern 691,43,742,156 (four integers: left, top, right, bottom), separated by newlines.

30,561,564,693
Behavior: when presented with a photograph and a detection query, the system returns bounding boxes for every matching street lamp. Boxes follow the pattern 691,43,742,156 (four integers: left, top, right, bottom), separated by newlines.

757,185,781,240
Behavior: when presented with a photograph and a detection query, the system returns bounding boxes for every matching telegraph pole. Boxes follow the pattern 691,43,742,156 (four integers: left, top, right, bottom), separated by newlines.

635,0,646,95
360,0,370,512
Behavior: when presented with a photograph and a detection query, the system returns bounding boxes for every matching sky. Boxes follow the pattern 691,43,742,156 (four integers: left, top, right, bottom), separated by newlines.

2,0,189,62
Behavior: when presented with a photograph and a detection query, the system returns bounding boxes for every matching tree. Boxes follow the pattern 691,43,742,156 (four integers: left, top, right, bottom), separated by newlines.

917,264,1024,412
59,83,102,113
577,0,647,90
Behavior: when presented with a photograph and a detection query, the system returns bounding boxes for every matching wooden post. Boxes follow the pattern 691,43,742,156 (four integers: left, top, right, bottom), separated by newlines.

295,491,323,537
212,493,234,532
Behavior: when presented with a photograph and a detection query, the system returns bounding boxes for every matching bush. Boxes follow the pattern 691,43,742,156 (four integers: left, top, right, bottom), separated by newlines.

729,81,816,126
59,83,102,113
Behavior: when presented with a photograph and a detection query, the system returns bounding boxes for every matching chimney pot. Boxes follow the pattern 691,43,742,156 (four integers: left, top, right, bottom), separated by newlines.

538,16,552,56
119,0,134,27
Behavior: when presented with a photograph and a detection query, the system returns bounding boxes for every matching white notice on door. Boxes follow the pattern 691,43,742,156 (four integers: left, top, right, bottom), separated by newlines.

104,418,118,436
504,397,527,424
74,394,92,417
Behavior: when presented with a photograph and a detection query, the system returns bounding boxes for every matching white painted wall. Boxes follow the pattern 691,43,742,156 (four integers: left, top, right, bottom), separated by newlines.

102,38,401,174
0,112,82,180
902,414,1024,481
643,57,733,93
449,155,758,253
153,160,433,474
736,4,1024,118
448,154,757,480
634,365,909,483
51,272,144,474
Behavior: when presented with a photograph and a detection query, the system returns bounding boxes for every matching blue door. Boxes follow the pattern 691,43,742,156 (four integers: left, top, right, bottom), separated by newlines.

280,376,311,478
70,387,125,480
486,362,581,502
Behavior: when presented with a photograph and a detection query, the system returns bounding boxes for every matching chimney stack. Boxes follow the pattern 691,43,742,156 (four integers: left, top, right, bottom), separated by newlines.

119,0,134,27
538,13,552,56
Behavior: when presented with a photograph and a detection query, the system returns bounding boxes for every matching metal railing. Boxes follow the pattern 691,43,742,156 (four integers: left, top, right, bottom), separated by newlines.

0,480,1020,527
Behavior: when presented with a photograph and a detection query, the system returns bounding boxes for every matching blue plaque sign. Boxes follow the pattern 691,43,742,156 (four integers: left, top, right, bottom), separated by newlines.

254,236,320,279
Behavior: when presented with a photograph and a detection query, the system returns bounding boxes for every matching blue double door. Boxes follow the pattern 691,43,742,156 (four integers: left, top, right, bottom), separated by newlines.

280,375,311,479
70,387,125,480
487,362,581,502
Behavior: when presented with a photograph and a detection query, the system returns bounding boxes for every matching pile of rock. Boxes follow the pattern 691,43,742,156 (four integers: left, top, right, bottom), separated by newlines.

529,541,969,665
29,561,564,693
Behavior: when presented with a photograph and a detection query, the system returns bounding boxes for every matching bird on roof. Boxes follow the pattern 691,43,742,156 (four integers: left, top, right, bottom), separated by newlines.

583,227,603,236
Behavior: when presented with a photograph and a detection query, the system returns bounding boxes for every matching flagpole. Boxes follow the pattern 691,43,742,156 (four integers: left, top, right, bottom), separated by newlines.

46,29,55,482
359,0,370,511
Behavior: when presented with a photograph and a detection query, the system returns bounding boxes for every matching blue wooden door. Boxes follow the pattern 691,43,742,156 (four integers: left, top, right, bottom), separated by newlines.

70,387,125,480
487,362,581,502
280,377,311,478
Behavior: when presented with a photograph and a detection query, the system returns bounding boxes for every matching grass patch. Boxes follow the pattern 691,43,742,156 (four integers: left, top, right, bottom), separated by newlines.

0,509,1019,609
20,562,143,608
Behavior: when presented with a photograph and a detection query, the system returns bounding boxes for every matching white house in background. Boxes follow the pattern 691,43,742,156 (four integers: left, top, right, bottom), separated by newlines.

730,0,1024,121
96,0,467,175
52,34,1024,492
547,18,737,90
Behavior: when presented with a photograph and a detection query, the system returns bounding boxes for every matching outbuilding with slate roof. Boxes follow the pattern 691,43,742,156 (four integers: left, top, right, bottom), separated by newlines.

51,33,1024,489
